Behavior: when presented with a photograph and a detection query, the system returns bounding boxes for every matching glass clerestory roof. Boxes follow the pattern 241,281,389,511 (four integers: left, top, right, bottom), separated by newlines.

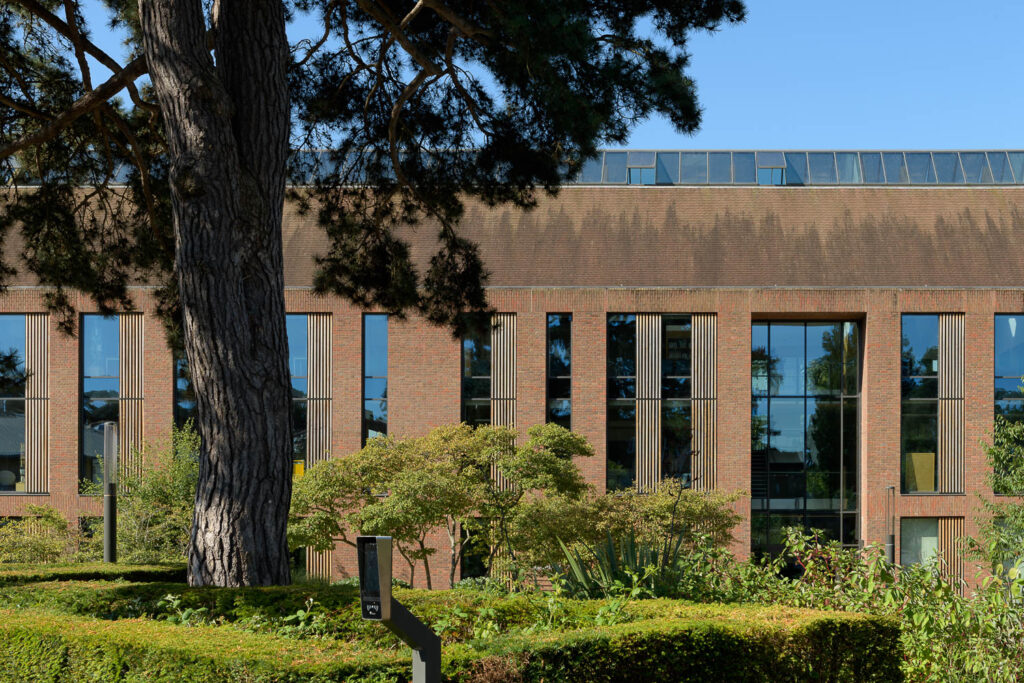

575,151,1024,186
7,150,1024,187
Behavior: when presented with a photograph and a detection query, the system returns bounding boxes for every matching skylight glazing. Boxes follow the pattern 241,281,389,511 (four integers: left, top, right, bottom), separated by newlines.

571,151,1024,186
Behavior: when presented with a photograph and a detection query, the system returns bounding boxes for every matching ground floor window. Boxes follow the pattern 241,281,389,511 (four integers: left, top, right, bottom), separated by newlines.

751,321,860,556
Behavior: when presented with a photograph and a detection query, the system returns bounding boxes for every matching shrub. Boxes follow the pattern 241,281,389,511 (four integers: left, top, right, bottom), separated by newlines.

0,563,185,586
115,421,200,564
514,481,742,572
0,505,97,564
0,586,901,682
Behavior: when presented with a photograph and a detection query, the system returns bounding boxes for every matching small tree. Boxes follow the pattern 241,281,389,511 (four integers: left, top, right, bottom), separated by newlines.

980,415,1024,571
482,423,594,572
289,422,596,587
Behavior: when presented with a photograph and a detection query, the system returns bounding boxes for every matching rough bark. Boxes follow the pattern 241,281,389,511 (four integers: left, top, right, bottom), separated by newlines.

138,0,292,586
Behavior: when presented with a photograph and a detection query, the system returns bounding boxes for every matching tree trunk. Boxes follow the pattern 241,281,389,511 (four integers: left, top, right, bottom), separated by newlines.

420,541,433,590
138,0,292,586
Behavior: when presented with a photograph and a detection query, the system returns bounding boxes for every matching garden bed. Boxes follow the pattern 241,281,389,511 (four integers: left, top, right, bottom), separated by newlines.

0,568,902,682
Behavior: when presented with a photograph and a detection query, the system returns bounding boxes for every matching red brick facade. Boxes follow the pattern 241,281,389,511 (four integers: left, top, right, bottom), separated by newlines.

1,185,1022,587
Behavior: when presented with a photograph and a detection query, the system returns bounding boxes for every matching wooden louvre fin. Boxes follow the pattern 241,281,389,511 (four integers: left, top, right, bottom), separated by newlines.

691,314,717,491
636,314,662,491
24,314,48,493
119,313,145,479
305,549,332,581
490,313,516,489
306,314,333,467
938,314,964,493
937,517,965,592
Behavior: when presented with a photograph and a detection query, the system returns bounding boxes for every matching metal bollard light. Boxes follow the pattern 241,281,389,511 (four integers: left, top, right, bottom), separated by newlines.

103,422,118,563
358,536,441,683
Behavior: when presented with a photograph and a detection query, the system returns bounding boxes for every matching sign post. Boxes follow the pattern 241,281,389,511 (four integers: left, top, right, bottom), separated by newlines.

358,536,440,683
102,422,118,563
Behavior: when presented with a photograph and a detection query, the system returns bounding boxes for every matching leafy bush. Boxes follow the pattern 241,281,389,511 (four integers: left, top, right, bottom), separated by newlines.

0,505,99,564
513,480,742,570
0,563,185,586
115,421,200,564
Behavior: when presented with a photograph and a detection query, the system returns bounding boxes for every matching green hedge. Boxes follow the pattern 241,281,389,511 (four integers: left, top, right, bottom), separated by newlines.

0,602,902,682
0,609,406,682
0,563,186,586
447,612,903,683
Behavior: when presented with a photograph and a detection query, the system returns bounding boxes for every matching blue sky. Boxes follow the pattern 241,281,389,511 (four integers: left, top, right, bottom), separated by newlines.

81,0,1024,150
627,0,1024,149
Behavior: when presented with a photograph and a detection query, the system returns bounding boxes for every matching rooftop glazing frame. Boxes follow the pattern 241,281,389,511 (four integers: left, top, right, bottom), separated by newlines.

574,151,1024,186
7,150,1024,187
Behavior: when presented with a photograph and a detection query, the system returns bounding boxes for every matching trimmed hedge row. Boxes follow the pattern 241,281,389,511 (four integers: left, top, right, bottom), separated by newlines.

449,612,903,683
0,609,406,682
0,603,902,682
0,563,186,586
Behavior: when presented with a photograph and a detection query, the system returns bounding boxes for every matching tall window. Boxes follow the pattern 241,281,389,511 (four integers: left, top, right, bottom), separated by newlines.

546,314,571,429
901,315,939,493
661,315,692,482
0,315,27,492
995,315,1024,422
607,314,637,489
174,353,196,428
461,316,491,426
287,315,308,466
363,314,388,443
81,315,119,483
751,322,859,556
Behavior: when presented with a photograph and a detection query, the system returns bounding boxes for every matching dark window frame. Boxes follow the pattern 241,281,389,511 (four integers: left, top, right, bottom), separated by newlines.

80,314,119,486
751,320,861,557
362,313,388,445
461,315,491,426
900,314,940,495
545,313,572,430
0,314,28,494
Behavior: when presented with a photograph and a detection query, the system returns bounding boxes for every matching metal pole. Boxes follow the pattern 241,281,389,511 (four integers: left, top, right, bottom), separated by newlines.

385,599,441,683
103,422,118,563
884,485,895,564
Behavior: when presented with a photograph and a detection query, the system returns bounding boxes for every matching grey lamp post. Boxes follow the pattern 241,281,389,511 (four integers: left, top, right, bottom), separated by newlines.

103,422,118,563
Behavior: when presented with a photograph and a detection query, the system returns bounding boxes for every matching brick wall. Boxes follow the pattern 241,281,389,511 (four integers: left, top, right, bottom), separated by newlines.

3,285,1024,587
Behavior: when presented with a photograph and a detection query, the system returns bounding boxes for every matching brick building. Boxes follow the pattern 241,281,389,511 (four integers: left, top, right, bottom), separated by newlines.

2,149,1024,586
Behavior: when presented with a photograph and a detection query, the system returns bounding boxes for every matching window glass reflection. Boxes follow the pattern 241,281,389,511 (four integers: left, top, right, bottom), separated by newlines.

932,153,964,184
81,315,118,484
960,152,993,184
708,153,731,183
808,153,837,184
363,314,388,443
680,153,707,183
0,315,26,492
883,153,909,184
859,153,884,183
547,314,571,429
751,321,859,556
835,153,862,184
784,153,808,185
905,153,936,183
462,315,490,425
